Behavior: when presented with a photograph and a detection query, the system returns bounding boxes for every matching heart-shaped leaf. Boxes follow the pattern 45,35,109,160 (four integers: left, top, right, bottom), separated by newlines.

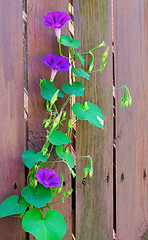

73,50,85,65
62,82,85,96
47,130,72,145
61,35,80,48
22,150,48,169
72,101,104,128
72,68,90,80
41,78,64,101
22,209,67,240
56,145,74,168
0,195,28,218
21,184,53,208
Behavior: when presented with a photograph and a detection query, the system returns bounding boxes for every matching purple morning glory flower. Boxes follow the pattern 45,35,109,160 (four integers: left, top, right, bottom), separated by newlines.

36,168,62,188
42,54,71,79
43,11,71,39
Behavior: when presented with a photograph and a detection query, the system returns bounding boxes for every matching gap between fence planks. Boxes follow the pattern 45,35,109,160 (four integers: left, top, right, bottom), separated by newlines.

27,1,72,239
0,0,25,239
114,0,148,239
74,0,113,239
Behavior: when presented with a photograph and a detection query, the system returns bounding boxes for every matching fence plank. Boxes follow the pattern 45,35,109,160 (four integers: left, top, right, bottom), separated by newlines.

27,1,72,239
0,1,25,239
74,1,113,239
114,0,148,239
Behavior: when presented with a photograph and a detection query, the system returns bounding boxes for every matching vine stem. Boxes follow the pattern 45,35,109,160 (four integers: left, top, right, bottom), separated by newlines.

93,86,124,104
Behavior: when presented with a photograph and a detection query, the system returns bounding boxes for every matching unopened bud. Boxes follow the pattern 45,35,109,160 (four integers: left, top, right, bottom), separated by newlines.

84,167,89,178
88,62,94,73
89,168,93,178
51,90,59,105
128,97,132,106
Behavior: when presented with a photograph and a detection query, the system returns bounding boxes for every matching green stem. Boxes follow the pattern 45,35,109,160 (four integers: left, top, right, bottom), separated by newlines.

49,200,63,206
58,39,69,59
93,86,124,104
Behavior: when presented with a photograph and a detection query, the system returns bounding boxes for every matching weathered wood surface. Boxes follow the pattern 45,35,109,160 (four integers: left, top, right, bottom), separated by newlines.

114,0,148,239
74,0,113,239
0,0,25,239
27,1,72,239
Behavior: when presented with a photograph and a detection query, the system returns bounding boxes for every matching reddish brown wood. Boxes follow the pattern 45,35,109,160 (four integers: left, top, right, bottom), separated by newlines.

0,0,25,239
74,0,113,239
114,0,148,239
27,1,72,239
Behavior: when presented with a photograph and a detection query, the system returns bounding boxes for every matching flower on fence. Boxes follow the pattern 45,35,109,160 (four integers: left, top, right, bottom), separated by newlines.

42,54,70,80
35,168,62,188
43,11,71,39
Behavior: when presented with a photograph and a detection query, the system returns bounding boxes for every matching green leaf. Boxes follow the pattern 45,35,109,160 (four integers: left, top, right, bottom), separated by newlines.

0,195,28,218
73,50,85,65
22,209,67,240
72,101,104,128
41,78,64,101
62,82,85,96
22,150,48,169
72,68,90,80
48,130,72,145
21,184,53,208
61,35,80,48
56,145,74,168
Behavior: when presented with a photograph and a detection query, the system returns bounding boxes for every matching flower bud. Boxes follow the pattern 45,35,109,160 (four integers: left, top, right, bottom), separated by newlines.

124,99,129,107
128,97,132,106
89,168,93,178
57,187,62,194
120,99,124,108
84,167,89,178
51,90,59,105
88,62,94,73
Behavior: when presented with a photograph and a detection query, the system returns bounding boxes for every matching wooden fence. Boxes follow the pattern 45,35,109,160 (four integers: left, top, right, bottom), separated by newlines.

0,0,147,239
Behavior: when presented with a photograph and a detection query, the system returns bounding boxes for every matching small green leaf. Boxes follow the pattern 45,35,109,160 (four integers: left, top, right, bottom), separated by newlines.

41,78,64,101
0,195,28,218
22,150,47,169
62,82,85,96
22,209,67,240
48,130,72,145
61,35,80,48
72,68,90,80
73,50,85,65
21,184,53,208
56,145,74,168
72,101,104,128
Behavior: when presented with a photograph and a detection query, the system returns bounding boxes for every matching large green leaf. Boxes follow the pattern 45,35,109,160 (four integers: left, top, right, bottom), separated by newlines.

72,68,90,80
62,82,85,96
47,130,72,145
21,184,53,208
73,50,85,65
61,35,80,48
22,209,67,240
41,78,64,101
0,195,28,218
22,150,47,169
56,145,74,168
72,101,104,128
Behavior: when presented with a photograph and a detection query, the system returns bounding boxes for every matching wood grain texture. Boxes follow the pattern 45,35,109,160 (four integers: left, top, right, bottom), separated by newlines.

74,1,113,239
27,1,72,239
0,0,25,239
114,0,148,239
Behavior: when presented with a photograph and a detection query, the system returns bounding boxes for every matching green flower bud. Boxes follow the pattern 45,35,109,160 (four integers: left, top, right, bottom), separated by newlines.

128,97,132,106
120,99,124,108
124,99,129,107
89,168,93,178
84,167,89,178
51,89,59,105
88,62,94,73
57,187,62,194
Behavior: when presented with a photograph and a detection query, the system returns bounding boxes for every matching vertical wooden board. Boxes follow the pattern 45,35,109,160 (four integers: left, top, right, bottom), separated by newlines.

27,1,72,239
0,1,25,239
114,0,148,239
74,1,113,239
